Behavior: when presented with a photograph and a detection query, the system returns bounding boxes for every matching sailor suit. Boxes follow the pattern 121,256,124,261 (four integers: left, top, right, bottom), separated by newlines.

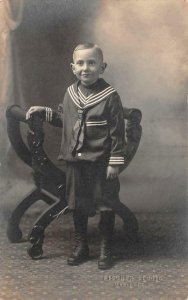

48,78,126,215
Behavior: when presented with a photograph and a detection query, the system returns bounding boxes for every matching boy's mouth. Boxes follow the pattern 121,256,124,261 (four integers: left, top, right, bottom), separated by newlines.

81,73,91,77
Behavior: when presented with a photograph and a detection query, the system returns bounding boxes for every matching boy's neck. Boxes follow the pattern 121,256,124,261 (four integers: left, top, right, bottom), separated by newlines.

80,78,100,89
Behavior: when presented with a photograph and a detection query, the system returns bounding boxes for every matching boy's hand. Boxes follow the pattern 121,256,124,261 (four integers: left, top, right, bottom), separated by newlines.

106,165,119,179
26,106,45,120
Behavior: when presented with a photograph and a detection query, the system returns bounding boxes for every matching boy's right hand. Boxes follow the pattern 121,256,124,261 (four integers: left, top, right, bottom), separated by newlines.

26,106,45,120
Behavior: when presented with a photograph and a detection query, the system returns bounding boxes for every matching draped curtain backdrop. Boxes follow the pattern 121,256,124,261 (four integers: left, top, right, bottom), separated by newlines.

0,0,187,213
0,0,24,167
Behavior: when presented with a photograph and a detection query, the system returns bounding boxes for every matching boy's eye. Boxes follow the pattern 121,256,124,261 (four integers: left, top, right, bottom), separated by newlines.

77,61,83,65
89,61,95,65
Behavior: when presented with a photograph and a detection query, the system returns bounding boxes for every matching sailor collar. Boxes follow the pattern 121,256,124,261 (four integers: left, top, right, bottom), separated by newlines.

67,79,116,109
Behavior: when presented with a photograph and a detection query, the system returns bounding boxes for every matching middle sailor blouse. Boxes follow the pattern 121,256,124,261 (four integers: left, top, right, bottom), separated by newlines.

51,78,125,166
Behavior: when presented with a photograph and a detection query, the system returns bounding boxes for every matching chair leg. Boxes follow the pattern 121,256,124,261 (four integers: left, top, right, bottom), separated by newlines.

7,188,42,243
112,201,139,241
27,192,68,259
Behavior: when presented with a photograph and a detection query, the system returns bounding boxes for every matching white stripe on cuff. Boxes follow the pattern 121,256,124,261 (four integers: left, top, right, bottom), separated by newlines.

109,162,125,165
45,107,52,122
109,157,124,165
86,121,107,126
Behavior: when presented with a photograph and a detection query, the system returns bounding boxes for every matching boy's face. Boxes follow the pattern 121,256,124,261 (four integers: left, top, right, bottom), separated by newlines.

71,48,106,86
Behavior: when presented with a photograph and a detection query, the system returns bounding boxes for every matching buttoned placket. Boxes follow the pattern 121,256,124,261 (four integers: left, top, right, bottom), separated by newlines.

71,88,87,158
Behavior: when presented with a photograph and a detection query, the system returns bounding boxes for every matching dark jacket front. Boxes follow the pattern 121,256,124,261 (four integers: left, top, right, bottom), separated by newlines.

50,79,125,165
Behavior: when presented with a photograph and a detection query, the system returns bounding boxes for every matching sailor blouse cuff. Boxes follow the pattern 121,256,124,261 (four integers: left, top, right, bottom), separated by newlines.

45,107,53,122
109,156,124,165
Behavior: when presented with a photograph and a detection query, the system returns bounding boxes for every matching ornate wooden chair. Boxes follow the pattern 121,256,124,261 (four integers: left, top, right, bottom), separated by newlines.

6,104,142,259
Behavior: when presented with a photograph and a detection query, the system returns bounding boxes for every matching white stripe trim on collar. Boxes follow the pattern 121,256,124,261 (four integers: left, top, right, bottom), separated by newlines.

68,86,82,109
68,84,116,109
88,86,113,100
78,87,94,101
80,86,115,103
84,89,115,109
78,86,115,104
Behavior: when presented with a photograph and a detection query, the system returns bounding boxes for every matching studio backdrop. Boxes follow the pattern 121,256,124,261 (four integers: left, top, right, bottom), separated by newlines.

0,0,187,213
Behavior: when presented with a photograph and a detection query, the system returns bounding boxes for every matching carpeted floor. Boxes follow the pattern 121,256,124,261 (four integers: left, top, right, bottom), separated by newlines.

0,205,187,300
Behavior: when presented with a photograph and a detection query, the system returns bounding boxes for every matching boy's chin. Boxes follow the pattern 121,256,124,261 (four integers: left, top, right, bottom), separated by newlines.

80,79,98,86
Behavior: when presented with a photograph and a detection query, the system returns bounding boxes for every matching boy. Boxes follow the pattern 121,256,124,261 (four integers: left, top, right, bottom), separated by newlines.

26,43,130,269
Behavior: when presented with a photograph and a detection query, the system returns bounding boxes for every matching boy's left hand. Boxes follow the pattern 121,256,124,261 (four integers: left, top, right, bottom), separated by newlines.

106,165,119,179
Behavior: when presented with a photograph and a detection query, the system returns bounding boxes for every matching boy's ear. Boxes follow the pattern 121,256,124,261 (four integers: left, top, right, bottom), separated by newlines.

100,62,107,74
70,63,76,74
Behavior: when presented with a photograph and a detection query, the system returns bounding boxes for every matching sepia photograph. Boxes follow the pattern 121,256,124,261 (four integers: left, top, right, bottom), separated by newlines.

0,0,187,299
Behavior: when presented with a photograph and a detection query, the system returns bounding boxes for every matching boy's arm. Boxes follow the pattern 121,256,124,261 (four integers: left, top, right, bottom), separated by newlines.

26,105,63,128
47,104,63,127
107,93,125,178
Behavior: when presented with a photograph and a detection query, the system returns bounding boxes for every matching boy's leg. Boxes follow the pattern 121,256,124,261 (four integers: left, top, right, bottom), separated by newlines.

67,209,89,266
98,210,115,270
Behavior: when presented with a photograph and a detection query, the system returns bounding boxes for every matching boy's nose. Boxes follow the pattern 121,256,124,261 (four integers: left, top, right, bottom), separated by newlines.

82,63,89,71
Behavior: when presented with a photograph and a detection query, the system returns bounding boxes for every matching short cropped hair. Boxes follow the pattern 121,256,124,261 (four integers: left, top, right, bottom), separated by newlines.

73,43,103,61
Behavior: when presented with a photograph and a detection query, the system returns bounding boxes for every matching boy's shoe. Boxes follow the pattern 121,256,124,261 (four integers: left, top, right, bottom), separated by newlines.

67,246,89,266
98,239,113,270
98,255,113,270
98,211,115,270
67,233,89,266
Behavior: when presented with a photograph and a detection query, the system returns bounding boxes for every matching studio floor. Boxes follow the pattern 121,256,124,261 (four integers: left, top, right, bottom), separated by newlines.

0,203,187,300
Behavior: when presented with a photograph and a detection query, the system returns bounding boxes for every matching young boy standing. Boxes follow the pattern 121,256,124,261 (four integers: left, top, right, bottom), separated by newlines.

26,43,127,269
